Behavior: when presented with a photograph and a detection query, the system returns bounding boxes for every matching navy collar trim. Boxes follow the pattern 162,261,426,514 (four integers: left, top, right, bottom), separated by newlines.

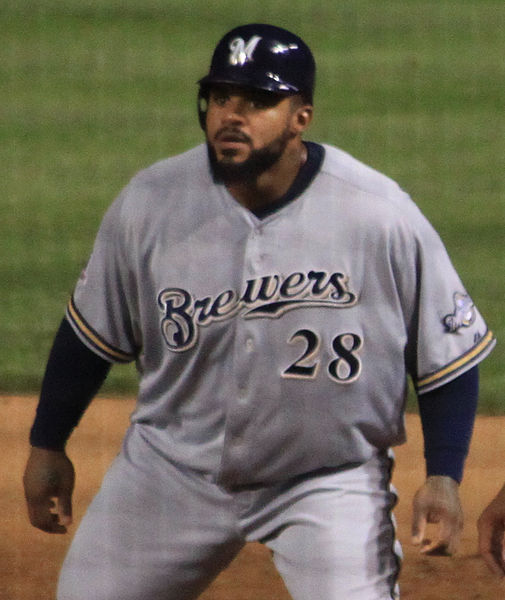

252,142,325,219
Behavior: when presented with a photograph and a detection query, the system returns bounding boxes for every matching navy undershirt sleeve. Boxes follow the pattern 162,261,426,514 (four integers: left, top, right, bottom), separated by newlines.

417,366,479,483
29,317,112,451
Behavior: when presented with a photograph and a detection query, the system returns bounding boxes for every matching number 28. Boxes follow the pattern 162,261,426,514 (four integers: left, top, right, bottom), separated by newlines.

282,329,363,384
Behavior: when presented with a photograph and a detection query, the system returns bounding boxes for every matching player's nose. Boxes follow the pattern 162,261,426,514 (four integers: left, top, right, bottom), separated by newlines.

222,96,248,122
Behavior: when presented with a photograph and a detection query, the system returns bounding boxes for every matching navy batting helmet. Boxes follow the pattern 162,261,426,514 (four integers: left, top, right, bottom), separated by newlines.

197,24,316,129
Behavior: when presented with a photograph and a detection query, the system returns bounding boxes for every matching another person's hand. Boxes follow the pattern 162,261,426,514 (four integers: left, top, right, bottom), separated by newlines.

477,484,505,577
411,475,463,555
23,447,75,534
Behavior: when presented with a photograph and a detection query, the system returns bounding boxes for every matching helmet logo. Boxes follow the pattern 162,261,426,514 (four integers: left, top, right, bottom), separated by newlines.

228,36,262,66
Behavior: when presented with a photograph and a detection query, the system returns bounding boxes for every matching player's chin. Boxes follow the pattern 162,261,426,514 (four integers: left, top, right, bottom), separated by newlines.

210,157,254,183
216,153,253,172
207,142,253,182
216,145,250,162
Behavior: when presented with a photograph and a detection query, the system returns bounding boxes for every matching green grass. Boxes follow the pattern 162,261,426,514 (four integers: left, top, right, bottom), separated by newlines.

1,1,504,411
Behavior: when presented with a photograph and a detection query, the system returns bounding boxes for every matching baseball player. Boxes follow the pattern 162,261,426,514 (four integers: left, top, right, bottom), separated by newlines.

23,23,496,600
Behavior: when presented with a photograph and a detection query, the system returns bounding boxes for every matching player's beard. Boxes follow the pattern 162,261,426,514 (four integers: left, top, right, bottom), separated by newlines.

207,127,293,184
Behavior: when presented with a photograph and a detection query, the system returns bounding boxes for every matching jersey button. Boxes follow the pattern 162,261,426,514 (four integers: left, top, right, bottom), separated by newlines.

245,338,254,352
237,392,249,406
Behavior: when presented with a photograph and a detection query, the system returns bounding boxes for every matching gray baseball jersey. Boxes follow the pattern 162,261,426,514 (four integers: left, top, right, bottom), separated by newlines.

67,142,495,487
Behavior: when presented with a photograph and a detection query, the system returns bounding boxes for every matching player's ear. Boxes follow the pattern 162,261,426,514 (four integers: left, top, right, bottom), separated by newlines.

297,105,313,131
290,98,313,134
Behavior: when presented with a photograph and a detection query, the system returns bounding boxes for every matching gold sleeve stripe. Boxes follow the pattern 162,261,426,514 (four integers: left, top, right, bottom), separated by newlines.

417,330,495,390
67,297,134,363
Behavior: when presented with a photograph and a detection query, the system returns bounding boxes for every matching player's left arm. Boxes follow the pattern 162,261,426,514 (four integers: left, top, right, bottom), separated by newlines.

411,365,478,555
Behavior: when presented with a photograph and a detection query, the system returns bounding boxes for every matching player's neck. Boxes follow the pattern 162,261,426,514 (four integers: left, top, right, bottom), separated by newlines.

226,142,307,212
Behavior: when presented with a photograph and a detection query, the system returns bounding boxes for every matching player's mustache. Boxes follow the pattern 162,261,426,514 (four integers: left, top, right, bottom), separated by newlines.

215,128,252,144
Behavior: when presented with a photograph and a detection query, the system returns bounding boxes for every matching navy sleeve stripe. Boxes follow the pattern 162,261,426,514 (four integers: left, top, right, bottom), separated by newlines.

416,330,495,394
66,296,135,364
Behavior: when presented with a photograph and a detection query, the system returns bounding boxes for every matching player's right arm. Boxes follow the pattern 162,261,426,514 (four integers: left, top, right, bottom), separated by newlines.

23,317,111,533
23,447,75,534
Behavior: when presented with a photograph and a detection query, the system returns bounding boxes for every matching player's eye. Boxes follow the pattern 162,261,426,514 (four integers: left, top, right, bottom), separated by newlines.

210,91,229,106
248,92,281,110
249,98,268,109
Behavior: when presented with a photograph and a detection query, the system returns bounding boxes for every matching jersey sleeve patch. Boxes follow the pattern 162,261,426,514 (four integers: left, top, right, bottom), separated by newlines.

416,330,495,394
66,296,136,364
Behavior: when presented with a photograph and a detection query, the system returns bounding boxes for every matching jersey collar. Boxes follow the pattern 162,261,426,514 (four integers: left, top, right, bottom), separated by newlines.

251,142,325,219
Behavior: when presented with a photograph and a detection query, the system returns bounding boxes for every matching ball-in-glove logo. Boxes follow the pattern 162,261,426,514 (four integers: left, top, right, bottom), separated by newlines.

443,292,476,332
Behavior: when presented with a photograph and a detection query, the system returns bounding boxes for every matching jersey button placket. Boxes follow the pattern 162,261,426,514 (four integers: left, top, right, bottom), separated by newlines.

223,232,255,480
220,224,266,482
248,225,263,271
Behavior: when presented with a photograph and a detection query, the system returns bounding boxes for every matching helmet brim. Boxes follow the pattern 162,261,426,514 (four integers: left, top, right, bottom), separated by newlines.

197,74,300,97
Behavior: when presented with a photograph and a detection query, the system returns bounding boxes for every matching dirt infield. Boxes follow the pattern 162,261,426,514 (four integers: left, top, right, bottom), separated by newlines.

2,396,504,599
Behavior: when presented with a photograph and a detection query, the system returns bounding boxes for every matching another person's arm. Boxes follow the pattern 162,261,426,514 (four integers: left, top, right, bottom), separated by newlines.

478,484,505,576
